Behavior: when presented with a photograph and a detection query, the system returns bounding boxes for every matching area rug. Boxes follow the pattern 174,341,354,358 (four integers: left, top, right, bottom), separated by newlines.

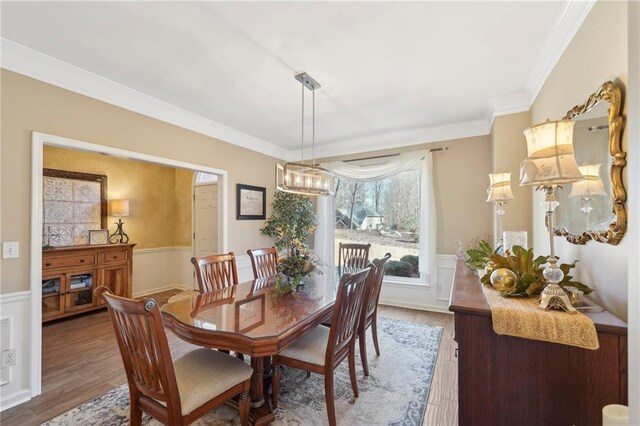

44,318,442,426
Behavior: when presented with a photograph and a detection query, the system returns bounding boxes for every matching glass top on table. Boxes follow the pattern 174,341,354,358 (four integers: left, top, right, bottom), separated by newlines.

161,271,341,339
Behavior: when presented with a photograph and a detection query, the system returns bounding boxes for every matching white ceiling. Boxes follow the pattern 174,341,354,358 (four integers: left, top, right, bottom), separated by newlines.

1,1,593,159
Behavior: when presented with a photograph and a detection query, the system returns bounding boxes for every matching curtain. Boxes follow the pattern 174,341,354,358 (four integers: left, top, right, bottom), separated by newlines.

315,149,437,284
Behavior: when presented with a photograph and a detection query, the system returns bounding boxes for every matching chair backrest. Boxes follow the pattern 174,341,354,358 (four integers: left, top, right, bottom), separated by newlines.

361,253,391,328
338,243,371,271
191,252,239,293
325,266,372,367
96,286,181,416
247,247,279,279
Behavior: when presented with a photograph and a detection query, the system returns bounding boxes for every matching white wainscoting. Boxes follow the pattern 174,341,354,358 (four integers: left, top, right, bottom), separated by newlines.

132,248,255,297
132,246,194,297
0,291,32,411
379,254,456,313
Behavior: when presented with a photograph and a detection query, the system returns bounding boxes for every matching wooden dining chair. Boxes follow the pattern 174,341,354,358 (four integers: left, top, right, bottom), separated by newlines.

247,247,279,279
271,266,373,426
338,242,371,272
191,252,239,293
95,286,252,426
359,253,391,376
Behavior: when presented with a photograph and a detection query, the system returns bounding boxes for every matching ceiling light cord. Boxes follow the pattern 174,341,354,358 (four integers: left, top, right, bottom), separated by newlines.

312,89,315,166
301,83,305,164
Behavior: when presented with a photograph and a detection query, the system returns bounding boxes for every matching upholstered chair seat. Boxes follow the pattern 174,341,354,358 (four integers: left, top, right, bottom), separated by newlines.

278,325,330,366
169,349,253,416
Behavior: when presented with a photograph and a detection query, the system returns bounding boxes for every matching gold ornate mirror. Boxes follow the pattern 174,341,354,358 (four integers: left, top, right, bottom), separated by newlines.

554,81,626,245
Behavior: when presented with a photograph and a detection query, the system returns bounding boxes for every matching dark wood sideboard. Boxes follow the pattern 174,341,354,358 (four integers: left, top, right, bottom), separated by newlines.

42,244,135,322
449,261,627,426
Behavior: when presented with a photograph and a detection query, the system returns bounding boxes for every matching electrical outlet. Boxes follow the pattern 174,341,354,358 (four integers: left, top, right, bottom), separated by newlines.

2,242,19,259
1,349,16,368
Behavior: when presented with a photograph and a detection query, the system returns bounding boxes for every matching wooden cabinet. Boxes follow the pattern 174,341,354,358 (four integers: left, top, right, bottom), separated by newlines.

42,244,135,321
449,261,627,426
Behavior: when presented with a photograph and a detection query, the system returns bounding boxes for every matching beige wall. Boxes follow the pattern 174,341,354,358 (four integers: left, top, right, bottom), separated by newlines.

1,70,276,294
321,135,493,255
490,111,533,245
43,146,193,249
531,1,628,320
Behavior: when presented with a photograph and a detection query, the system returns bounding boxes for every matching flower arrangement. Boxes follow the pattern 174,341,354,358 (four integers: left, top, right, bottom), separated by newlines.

466,240,593,298
261,191,322,290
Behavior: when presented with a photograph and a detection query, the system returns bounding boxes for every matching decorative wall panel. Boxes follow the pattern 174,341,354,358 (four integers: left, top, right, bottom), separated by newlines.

43,169,107,247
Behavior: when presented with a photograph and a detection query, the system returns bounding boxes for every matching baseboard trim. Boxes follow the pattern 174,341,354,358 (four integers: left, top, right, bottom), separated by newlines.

133,285,190,298
379,300,453,314
0,389,32,412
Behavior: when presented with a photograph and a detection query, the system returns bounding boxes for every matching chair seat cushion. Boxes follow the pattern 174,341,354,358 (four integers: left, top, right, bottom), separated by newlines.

279,325,330,366
172,348,253,416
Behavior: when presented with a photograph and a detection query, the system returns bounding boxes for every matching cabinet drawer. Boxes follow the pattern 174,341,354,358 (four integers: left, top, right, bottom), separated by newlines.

102,250,128,265
43,254,97,270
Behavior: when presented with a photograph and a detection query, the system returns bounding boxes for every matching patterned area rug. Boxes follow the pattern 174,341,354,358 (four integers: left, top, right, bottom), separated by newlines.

44,318,442,426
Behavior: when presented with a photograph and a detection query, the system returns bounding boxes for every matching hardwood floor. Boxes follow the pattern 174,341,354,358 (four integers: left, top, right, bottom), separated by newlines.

0,296,457,426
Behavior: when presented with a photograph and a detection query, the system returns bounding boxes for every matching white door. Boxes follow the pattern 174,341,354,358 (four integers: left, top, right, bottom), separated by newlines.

194,184,218,257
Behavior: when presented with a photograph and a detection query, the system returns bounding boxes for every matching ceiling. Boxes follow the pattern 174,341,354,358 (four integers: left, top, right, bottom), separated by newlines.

1,1,592,159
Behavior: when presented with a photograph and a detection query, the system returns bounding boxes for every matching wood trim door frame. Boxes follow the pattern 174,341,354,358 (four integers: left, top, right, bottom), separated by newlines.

30,131,229,397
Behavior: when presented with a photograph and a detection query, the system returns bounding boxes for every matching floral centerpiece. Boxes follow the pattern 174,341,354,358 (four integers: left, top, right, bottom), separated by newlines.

466,240,593,298
261,191,322,290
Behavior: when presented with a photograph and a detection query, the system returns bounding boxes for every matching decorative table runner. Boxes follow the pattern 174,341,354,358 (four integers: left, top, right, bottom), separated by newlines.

482,284,599,350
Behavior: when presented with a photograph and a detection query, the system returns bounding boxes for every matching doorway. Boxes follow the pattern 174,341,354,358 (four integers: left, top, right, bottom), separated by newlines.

193,174,219,261
30,131,229,397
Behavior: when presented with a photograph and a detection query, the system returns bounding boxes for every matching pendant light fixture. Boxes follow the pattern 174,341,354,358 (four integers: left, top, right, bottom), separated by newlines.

276,72,335,196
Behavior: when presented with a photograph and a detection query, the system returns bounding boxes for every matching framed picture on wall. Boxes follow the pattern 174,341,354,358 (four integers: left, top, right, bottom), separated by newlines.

236,184,266,220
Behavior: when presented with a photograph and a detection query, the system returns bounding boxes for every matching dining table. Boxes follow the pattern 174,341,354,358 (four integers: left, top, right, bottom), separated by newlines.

161,271,340,425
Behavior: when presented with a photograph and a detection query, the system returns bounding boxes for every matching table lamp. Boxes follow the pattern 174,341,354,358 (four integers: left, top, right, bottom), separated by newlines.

109,199,130,244
569,163,606,229
520,119,584,314
486,172,515,249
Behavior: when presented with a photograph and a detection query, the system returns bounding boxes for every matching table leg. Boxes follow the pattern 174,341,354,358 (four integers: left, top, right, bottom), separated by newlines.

263,356,272,379
250,356,265,408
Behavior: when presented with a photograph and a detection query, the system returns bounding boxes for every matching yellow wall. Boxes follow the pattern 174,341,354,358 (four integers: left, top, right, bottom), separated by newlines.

174,169,194,247
1,70,276,294
530,1,628,320
43,145,193,249
320,135,493,255
490,111,533,244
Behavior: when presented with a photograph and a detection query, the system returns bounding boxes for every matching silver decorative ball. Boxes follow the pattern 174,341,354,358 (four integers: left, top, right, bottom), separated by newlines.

490,268,518,293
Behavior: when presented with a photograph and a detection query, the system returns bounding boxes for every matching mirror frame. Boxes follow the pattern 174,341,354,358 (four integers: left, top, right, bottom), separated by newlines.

554,81,626,245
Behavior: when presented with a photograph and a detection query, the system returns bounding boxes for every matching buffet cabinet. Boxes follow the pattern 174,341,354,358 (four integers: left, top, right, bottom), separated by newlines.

42,244,135,321
449,261,627,426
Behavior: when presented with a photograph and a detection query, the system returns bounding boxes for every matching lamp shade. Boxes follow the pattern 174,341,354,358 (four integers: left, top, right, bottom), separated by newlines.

569,164,607,197
519,120,584,186
110,199,130,217
486,172,515,202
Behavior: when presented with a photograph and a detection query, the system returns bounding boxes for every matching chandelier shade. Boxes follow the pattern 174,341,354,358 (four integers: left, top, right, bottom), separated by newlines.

276,72,334,197
276,162,335,196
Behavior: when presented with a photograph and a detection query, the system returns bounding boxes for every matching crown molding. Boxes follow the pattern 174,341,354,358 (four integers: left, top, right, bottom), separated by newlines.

525,0,596,107
0,38,290,160
312,119,490,159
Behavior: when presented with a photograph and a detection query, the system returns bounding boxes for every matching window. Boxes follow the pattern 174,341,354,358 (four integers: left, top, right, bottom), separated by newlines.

334,170,420,279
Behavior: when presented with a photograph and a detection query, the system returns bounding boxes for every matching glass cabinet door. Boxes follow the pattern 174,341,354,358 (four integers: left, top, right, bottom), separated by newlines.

65,271,95,312
42,275,64,319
